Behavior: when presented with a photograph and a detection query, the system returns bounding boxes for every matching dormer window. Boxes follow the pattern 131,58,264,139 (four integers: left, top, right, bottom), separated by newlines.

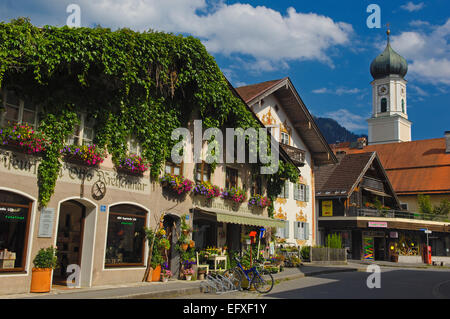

281,132,289,145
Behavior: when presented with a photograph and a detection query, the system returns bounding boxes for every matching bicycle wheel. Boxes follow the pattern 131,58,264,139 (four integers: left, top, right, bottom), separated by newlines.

223,268,242,290
251,269,274,293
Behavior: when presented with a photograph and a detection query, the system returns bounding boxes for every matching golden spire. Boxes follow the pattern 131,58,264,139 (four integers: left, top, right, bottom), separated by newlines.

386,22,391,43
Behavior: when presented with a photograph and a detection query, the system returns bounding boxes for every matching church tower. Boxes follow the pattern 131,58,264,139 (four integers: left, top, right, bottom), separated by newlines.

367,29,412,145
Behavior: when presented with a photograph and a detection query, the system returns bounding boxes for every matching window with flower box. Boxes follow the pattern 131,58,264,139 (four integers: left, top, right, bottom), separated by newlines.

195,162,211,183
1,90,38,129
67,113,96,146
225,167,238,189
251,175,263,196
105,204,147,267
165,161,183,176
127,136,142,156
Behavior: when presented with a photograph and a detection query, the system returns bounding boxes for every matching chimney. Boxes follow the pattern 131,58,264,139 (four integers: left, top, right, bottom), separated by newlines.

445,131,450,153
357,137,367,149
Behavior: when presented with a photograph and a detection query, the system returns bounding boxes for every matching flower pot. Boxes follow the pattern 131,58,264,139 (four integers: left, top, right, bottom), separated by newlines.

30,268,52,293
161,276,169,283
185,275,192,281
151,265,162,282
198,273,205,280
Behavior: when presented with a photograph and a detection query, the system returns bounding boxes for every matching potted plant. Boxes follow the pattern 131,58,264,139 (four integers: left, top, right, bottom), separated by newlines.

30,246,58,293
0,124,47,155
114,154,151,175
60,144,106,167
193,181,221,199
197,268,206,280
161,263,172,282
144,228,164,282
221,187,247,204
160,174,194,195
183,268,195,280
248,194,272,208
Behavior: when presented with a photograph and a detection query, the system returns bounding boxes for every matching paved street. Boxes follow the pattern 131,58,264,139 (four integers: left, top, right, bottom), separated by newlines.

171,267,450,299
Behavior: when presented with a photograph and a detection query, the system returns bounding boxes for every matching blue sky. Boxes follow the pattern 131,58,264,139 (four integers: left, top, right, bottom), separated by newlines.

0,0,449,140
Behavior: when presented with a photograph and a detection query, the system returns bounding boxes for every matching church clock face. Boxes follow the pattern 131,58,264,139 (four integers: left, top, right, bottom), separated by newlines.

378,85,388,95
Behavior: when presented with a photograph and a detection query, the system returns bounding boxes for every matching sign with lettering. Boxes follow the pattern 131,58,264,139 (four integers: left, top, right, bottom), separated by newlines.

38,207,55,238
322,200,333,216
0,150,150,195
368,221,388,228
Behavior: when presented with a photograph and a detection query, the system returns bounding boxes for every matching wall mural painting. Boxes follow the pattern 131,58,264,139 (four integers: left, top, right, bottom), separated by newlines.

274,206,287,220
296,210,307,222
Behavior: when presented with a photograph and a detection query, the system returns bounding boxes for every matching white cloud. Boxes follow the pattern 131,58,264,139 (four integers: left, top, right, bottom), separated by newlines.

323,108,368,132
387,19,450,85
312,87,361,95
409,20,430,28
0,0,353,70
400,2,425,12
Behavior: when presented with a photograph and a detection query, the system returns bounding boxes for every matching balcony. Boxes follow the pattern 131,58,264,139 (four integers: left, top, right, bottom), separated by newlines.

361,176,384,192
280,144,306,166
346,207,449,222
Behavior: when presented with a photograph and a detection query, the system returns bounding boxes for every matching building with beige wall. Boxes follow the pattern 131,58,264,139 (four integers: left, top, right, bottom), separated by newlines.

236,77,337,248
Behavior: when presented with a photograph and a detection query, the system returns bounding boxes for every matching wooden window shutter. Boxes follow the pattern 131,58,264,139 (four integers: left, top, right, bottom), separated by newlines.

285,180,290,199
284,220,290,238
305,222,310,240
305,185,310,202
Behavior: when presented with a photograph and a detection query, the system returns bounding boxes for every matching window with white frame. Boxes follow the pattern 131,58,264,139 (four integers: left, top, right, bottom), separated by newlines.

281,132,289,145
67,113,96,146
127,136,141,156
294,222,309,240
276,220,290,239
1,90,38,129
294,183,310,202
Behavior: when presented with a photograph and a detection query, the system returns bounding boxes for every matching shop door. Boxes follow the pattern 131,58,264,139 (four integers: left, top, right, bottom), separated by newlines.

163,214,180,277
374,237,386,261
53,201,85,286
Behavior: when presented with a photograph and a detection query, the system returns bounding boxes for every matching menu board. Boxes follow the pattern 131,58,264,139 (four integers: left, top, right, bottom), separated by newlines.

38,207,55,238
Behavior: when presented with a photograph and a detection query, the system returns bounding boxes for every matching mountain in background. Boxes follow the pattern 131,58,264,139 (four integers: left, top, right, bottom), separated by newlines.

313,116,367,144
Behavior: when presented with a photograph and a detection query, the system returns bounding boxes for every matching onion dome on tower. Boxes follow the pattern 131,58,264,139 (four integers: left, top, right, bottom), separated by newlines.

370,29,408,80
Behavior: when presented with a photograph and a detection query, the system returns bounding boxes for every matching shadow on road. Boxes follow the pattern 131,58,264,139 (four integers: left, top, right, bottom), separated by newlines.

267,269,450,299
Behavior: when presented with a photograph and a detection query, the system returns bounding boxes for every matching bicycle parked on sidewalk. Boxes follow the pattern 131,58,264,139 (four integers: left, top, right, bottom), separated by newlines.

223,255,274,293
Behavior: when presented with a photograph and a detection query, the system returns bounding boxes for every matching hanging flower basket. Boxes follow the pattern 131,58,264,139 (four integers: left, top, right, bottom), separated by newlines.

114,154,151,175
60,144,106,167
193,181,221,199
221,187,247,204
248,194,272,208
0,124,47,155
160,173,194,195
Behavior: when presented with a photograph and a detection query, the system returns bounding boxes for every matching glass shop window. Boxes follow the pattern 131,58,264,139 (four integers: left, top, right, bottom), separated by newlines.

0,191,32,272
105,204,147,267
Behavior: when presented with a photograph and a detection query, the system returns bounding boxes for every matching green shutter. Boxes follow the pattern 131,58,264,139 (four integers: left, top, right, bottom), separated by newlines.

284,220,290,238
285,180,290,199
305,222,310,240
293,184,298,200
305,185,310,202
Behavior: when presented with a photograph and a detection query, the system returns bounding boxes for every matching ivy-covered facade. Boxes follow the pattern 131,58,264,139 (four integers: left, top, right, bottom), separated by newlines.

0,19,298,293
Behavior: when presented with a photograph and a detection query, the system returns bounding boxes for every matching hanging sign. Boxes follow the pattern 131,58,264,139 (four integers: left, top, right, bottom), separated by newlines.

322,200,333,216
38,207,55,238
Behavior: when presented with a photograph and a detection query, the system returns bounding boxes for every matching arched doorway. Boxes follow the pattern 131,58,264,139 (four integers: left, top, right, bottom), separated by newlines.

53,198,96,288
163,214,180,278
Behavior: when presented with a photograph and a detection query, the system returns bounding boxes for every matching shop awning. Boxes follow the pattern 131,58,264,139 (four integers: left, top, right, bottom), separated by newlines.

362,187,392,197
193,206,286,228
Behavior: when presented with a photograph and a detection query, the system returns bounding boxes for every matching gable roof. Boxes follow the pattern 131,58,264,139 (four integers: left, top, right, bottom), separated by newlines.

332,138,450,194
224,76,299,171
236,77,337,166
315,152,400,208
